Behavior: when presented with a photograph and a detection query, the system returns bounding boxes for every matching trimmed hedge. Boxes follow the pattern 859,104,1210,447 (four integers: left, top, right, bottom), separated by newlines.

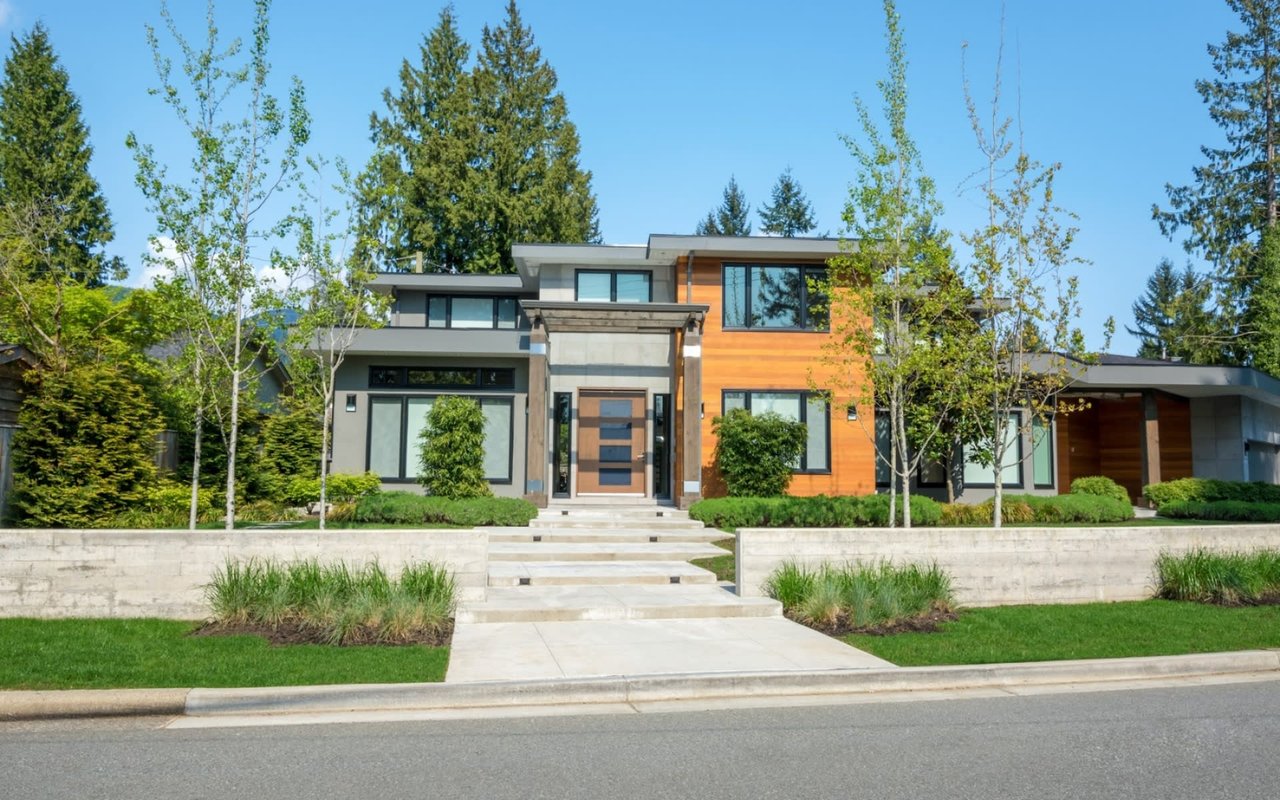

689,494,942,529
939,493,1133,525
1070,475,1131,505
1158,500,1280,523
352,492,537,526
1145,477,1280,509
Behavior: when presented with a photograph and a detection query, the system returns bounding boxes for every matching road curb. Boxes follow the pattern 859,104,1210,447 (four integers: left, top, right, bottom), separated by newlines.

5,650,1277,722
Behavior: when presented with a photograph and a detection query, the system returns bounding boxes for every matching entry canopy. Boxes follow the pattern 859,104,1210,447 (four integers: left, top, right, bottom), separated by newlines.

521,301,708,334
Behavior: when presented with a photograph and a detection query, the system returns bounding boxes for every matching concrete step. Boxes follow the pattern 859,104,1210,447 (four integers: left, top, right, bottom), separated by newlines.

529,517,706,530
489,528,726,544
487,561,719,587
488,541,724,562
543,503,688,516
456,585,782,623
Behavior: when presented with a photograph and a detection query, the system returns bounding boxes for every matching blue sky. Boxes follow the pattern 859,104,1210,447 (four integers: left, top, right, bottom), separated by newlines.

0,0,1243,353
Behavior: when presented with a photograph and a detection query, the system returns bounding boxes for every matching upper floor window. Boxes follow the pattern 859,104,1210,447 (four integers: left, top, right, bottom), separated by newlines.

722,264,827,331
369,366,515,390
427,295,519,329
575,270,652,303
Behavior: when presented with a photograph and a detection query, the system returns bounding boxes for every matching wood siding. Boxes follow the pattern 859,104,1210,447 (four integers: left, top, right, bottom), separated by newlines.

686,256,875,497
1056,394,1193,500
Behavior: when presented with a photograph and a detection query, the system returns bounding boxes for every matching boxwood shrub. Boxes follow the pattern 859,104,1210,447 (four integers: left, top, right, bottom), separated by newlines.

352,492,537,526
1144,477,1280,509
689,494,942,529
1069,475,1131,505
1158,500,1280,523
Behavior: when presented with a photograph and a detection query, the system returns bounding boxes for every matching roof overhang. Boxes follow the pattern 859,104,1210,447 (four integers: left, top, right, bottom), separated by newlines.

1051,355,1280,408
512,244,658,282
520,301,708,333
646,234,850,262
369,273,529,295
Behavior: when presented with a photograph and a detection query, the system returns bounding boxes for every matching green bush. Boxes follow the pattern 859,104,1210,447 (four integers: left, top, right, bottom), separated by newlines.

418,396,492,499
1158,499,1280,522
934,494,1135,526
1144,477,1280,509
712,408,807,497
1154,548,1280,604
281,472,382,508
352,491,537,526
688,494,941,529
1070,475,1131,504
763,561,955,628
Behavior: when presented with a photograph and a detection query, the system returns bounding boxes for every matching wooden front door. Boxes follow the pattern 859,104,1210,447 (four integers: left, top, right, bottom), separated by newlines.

577,391,646,494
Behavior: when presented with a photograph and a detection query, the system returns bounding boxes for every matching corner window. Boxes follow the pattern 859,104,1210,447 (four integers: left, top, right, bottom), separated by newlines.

427,295,520,329
721,389,829,472
722,264,827,331
575,270,652,303
367,395,514,483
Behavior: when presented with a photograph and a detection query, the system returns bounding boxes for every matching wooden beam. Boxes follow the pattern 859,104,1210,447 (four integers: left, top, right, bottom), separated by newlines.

1139,390,1161,500
679,325,703,509
524,320,549,508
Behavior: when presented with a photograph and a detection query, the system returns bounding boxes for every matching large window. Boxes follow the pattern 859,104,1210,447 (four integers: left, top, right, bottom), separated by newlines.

575,270,652,303
722,264,827,331
1031,416,1054,488
963,413,1023,488
369,366,515,390
722,390,829,472
427,295,519,329
367,395,514,483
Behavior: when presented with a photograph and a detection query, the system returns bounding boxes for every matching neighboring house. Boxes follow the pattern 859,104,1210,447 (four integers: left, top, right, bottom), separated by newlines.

327,235,1280,508
0,344,36,522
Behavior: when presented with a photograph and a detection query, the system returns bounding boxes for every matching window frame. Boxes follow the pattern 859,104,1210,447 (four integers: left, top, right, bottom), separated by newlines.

1031,415,1056,489
721,263,828,332
365,393,515,485
962,411,1025,490
720,388,831,474
425,295,521,330
368,366,515,391
574,269,654,303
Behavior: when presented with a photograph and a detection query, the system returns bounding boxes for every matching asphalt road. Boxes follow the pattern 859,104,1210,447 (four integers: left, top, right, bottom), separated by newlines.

3,680,1279,800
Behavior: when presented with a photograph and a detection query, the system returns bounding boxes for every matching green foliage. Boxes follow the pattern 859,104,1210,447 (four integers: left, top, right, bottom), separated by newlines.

1158,500,1280,522
205,559,456,645
255,400,323,502
1069,475,1132,505
0,22,118,286
711,408,807,497
352,491,537,527
1247,224,1280,375
763,561,955,629
417,395,492,498
1154,549,1280,604
689,494,942,529
1144,477,1280,508
1127,259,1219,363
12,363,161,527
695,175,752,236
758,168,817,237
941,494,1133,525
281,472,382,508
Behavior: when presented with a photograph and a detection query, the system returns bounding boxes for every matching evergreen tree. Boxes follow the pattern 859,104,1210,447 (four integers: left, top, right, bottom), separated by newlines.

1247,225,1280,374
695,176,752,236
1154,0,1280,364
0,22,118,286
759,168,817,236
1128,259,1220,362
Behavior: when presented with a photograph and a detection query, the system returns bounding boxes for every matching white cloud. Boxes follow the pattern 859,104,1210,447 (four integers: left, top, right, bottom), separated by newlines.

257,264,291,295
0,2,14,29
136,236,179,288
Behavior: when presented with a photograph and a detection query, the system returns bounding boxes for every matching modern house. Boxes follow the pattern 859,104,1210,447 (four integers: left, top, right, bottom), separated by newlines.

327,235,1280,507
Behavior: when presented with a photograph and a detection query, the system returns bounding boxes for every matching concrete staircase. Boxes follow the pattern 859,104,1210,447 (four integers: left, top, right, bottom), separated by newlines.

455,505,783,624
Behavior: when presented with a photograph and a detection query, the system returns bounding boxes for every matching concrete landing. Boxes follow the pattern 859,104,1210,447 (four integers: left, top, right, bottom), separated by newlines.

487,560,718,587
488,541,724,562
489,529,725,544
456,585,782,623
445,617,896,682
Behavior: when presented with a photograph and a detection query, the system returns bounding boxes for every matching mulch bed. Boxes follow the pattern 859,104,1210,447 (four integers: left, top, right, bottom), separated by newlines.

785,608,960,638
190,619,454,648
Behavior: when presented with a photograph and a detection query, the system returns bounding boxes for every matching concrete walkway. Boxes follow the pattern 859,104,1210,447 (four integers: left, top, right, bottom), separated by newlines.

445,505,892,682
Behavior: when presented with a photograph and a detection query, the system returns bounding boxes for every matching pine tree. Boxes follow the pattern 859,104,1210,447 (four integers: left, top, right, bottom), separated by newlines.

759,168,817,236
1247,225,1280,374
0,22,118,286
1128,259,1220,362
695,176,752,236
1154,0,1280,364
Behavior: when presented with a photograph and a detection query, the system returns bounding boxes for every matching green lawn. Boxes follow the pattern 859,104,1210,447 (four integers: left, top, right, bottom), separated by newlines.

846,600,1280,666
690,538,736,582
0,619,450,690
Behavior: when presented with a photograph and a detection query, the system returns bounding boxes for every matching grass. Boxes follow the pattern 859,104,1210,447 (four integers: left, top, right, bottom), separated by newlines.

764,561,954,629
845,600,1280,666
690,537,736,582
1155,548,1280,604
0,618,450,690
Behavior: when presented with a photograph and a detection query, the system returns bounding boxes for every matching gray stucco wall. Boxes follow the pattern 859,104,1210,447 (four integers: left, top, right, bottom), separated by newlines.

537,263,676,303
1191,396,1245,480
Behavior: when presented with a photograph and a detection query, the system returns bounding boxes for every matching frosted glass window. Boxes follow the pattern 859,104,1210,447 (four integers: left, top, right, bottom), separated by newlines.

963,414,1023,487
1032,417,1054,488
723,392,746,413
481,399,512,481
404,397,434,479
451,297,493,329
805,396,828,471
576,272,612,302
722,390,828,472
752,392,802,420
497,297,517,329
369,398,403,478
614,272,650,303
427,297,448,328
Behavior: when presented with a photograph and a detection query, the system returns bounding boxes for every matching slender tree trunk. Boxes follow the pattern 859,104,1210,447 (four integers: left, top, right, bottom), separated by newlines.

319,391,332,530
897,406,912,529
888,394,898,529
189,398,204,531
991,396,1003,529
224,295,244,531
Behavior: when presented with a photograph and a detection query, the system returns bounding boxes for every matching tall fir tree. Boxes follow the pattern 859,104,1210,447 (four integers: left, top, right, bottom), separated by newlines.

1247,225,1280,374
695,176,752,236
759,168,817,236
1154,0,1280,364
1128,259,1219,362
0,22,118,286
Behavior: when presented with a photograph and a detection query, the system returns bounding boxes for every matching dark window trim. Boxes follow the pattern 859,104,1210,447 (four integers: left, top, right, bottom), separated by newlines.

721,263,829,332
365,393,515,485
426,294,521,330
552,392,572,498
963,411,1025,489
720,388,832,474
368,365,515,391
874,409,892,488
654,393,672,499
1032,415,1055,489
574,269,654,303
916,456,949,489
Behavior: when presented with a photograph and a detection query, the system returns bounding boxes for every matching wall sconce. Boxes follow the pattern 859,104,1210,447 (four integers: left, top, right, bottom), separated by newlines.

700,402,705,420
345,394,357,412
846,403,858,421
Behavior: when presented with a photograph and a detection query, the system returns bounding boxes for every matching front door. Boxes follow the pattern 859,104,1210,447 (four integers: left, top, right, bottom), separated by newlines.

577,390,646,495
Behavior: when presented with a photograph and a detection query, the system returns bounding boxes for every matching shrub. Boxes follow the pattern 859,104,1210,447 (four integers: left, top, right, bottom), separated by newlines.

418,396,492,499
1144,477,1280,509
939,494,1133,525
281,472,382,508
352,491,537,526
688,494,941,529
1070,475,1131,504
711,409,807,497
1159,499,1280,522
764,560,955,628
1154,548,1280,604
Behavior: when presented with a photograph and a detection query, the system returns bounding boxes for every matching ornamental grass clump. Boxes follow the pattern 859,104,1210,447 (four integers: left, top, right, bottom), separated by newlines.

1155,549,1280,605
205,558,456,645
764,561,955,633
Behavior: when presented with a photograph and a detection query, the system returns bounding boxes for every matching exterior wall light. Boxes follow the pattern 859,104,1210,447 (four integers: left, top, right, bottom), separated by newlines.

846,403,858,421
345,394,357,412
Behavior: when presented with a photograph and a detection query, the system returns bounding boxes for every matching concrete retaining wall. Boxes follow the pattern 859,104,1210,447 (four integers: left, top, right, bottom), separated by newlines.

736,525,1280,606
0,528,488,619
